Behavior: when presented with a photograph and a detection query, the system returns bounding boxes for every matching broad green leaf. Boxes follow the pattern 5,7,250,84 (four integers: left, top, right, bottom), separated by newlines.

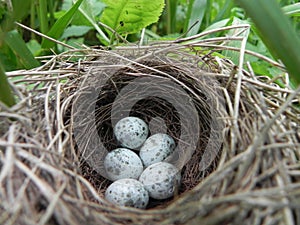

62,0,72,10
41,0,85,49
0,61,15,107
61,25,92,39
81,0,105,18
100,0,165,35
184,0,207,36
27,39,42,56
235,0,300,86
66,37,85,48
5,30,40,69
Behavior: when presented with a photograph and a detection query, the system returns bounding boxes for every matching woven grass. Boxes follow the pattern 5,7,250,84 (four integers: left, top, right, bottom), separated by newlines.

1,26,300,225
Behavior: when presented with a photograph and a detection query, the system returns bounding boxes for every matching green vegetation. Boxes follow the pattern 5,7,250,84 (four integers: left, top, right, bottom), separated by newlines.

0,0,300,106
101,0,165,37
236,0,300,85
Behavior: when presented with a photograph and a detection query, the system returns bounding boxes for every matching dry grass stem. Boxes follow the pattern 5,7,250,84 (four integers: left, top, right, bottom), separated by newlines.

0,30,299,224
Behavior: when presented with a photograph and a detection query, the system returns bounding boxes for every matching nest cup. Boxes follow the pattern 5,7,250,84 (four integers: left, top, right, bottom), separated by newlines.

1,44,299,225
73,49,225,204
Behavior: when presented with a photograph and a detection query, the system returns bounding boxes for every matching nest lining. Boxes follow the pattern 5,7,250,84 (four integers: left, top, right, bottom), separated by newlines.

0,44,299,225
80,58,223,201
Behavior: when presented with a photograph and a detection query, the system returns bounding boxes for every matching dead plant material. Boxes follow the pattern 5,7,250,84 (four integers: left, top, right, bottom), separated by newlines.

1,39,300,225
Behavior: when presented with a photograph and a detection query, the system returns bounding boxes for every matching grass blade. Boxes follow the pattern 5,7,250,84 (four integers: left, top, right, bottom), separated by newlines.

282,3,300,16
0,62,15,107
165,0,178,34
5,30,40,69
37,0,49,34
213,0,235,23
41,0,85,49
77,0,109,43
235,0,300,86
184,0,207,37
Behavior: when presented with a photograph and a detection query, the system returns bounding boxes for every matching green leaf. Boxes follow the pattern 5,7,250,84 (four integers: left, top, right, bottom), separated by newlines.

41,0,85,49
4,30,40,69
235,0,300,86
66,37,85,48
37,0,49,34
27,39,42,56
11,0,31,22
61,25,92,39
165,0,178,34
82,0,105,18
0,61,15,107
63,0,105,27
250,61,270,75
222,17,249,64
202,18,230,32
282,3,300,16
100,0,165,35
77,0,109,43
212,0,235,22
184,0,207,36
0,44,18,71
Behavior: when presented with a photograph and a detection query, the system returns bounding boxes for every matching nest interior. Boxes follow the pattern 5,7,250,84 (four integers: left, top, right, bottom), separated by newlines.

76,55,225,208
0,45,300,225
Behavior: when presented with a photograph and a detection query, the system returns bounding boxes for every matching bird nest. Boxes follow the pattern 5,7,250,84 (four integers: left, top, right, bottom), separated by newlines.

1,36,300,225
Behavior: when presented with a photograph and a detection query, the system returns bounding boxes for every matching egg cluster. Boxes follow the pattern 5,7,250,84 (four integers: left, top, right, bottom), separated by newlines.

104,116,181,209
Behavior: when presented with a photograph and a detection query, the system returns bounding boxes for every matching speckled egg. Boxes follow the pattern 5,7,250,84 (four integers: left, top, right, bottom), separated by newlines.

105,179,149,209
139,133,175,167
139,162,181,200
114,117,149,149
104,148,143,181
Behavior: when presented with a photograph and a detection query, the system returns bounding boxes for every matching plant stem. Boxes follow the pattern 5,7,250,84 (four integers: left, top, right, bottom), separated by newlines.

30,0,36,40
166,0,177,34
38,0,48,34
